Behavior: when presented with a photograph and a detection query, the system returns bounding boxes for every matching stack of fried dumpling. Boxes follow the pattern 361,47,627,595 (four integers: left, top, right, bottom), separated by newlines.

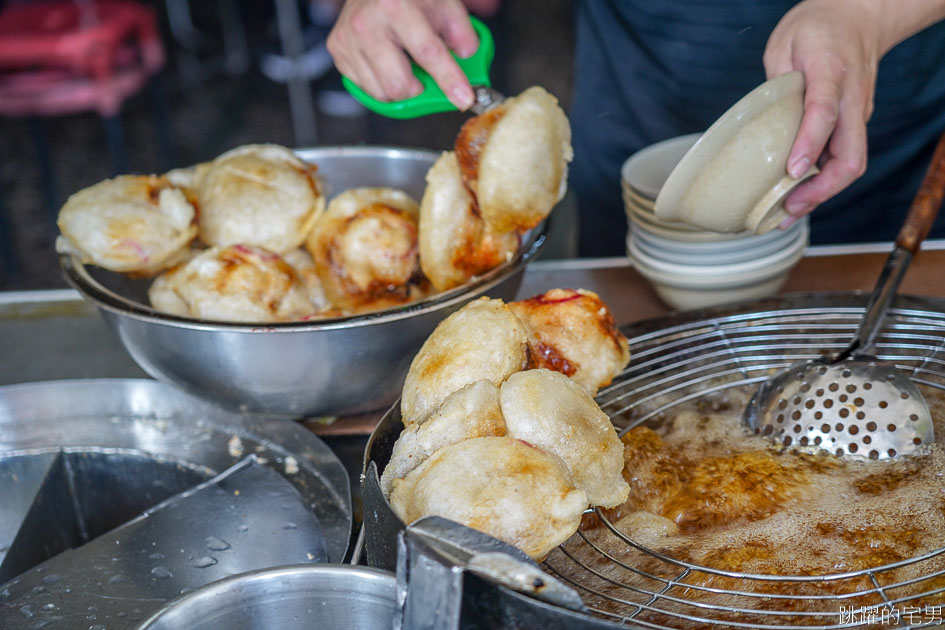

56,86,572,324
420,86,572,292
383,289,630,560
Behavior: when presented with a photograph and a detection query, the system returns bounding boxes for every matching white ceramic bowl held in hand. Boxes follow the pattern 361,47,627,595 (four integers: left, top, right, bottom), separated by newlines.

655,72,818,235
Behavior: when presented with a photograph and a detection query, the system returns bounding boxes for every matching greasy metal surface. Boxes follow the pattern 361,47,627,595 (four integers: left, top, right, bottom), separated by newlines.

0,453,57,567
138,565,397,630
395,517,585,630
365,293,945,629
0,379,351,563
0,450,212,584
0,290,146,386
0,459,329,629
60,146,545,417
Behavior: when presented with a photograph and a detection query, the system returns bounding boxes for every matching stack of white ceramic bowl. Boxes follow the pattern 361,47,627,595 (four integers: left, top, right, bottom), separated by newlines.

622,133,808,310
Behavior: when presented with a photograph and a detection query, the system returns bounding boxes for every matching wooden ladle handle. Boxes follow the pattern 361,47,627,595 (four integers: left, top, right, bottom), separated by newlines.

897,131,945,255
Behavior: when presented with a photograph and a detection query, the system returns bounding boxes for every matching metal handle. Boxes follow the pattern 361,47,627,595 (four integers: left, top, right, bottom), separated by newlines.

341,17,495,119
845,131,945,357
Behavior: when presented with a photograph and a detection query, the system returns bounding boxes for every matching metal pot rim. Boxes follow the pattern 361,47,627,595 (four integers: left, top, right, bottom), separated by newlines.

60,144,548,333
137,564,397,629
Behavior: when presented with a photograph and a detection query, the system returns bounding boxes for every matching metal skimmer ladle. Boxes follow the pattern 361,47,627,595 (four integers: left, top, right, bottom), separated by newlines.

745,132,945,459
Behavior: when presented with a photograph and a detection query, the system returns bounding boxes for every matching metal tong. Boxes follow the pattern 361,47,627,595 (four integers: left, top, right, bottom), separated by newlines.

341,17,503,119
395,516,586,630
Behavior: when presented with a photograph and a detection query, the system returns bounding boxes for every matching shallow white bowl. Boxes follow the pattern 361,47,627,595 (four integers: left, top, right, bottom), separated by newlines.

629,235,805,310
631,215,806,259
628,224,807,278
631,218,807,267
630,210,760,244
654,73,814,234
622,184,656,210
620,133,702,200
625,196,709,233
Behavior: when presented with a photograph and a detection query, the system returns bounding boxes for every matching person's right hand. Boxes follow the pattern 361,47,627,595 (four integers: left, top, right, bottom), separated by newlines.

327,0,479,110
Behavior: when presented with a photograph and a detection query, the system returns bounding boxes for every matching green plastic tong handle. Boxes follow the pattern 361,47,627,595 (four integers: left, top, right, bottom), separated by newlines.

341,17,494,119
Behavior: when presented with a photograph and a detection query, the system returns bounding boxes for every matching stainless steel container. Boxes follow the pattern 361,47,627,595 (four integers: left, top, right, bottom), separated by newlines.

0,378,354,629
61,146,546,418
138,565,397,630
362,293,945,630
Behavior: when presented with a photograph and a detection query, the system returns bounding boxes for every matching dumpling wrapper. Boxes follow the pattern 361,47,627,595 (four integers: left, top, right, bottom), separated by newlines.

381,380,506,496
56,175,196,274
306,187,422,312
455,86,572,233
389,436,588,560
401,296,528,425
195,143,324,254
283,248,331,312
509,288,630,395
148,243,315,323
500,369,629,508
418,151,519,292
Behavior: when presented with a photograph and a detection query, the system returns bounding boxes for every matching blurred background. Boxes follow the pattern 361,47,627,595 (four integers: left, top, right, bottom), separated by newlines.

0,0,575,291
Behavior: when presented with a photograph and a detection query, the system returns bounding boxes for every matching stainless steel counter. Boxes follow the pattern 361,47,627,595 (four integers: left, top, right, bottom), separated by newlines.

5,243,945,389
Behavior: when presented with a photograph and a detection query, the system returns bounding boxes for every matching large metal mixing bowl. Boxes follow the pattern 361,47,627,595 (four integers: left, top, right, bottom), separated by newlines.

61,146,546,417
138,565,397,630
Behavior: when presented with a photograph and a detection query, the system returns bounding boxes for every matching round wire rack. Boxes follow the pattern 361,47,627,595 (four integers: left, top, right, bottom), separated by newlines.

543,295,945,630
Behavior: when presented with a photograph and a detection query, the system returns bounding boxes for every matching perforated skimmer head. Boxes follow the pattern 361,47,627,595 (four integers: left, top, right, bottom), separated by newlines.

745,130,945,459
745,356,935,459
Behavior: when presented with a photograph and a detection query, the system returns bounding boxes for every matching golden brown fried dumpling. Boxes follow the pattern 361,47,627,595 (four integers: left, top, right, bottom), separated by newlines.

401,297,528,424
56,175,197,273
418,151,520,292
389,437,587,560
509,288,629,395
305,187,421,312
148,244,315,323
381,380,506,496
499,369,629,508
195,144,324,254
455,86,572,233
282,248,331,312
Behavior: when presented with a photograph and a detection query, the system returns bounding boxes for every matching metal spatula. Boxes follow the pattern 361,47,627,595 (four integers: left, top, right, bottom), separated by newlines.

744,131,945,459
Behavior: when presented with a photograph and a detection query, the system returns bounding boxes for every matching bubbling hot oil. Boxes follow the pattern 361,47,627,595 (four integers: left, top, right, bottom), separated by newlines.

558,385,945,624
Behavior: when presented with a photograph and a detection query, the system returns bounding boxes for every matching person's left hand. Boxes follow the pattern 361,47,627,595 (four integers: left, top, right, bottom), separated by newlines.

764,0,885,228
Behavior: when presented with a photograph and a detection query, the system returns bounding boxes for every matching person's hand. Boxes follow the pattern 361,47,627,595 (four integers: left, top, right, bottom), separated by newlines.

327,0,479,110
763,0,887,228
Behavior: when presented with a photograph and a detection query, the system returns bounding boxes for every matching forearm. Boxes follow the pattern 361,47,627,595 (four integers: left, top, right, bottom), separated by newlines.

870,0,945,54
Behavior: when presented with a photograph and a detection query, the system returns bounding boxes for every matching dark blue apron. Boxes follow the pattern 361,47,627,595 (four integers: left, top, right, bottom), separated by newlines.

570,0,945,255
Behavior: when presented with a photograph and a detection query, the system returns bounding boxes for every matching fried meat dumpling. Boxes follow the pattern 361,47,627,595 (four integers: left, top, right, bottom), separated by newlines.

283,248,331,312
500,369,629,508
389,436,587,560
381,380,506,495
56,175,197,274
418,151,520,292
148,244,315,322
306,187,421,312
510,288,630,395
195,144,324,254
455,86,572,233
401,297,528,424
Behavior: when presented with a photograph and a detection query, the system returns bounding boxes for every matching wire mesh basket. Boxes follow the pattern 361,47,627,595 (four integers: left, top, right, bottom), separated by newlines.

544,294,945,630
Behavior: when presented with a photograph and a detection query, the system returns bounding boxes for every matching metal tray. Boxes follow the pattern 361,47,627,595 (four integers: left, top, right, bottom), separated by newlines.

0,379,352,629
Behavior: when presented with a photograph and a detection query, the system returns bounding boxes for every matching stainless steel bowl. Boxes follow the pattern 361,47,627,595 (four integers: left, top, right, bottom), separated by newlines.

137,564,397,630
61,146,546,417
